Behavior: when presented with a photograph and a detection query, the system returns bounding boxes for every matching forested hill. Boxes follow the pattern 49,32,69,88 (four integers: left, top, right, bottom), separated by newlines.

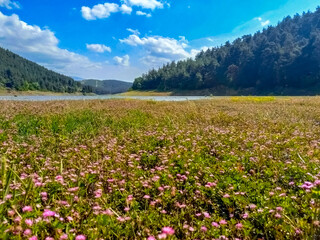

0,47,91,93
80,79,132,94
133,8,320,95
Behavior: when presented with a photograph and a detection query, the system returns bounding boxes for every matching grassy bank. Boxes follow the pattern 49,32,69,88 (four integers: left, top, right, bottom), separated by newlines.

0,97,319,239
0,89,95,96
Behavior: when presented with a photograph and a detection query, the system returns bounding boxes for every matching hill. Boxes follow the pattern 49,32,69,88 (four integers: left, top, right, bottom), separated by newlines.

80,79,132,94
133,8,320,95
0,47,92,93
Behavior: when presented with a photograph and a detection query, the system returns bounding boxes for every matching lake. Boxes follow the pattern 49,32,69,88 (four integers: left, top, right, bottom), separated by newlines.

0,95,211,102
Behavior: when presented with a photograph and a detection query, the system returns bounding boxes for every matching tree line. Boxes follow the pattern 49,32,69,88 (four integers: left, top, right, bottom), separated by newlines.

133,8,320,95
0,47,92,93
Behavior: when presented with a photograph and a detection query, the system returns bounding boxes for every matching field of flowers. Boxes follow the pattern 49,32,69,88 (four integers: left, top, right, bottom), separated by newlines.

0,97,319,239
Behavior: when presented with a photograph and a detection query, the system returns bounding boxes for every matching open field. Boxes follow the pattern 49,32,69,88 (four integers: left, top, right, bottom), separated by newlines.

0,97,320,239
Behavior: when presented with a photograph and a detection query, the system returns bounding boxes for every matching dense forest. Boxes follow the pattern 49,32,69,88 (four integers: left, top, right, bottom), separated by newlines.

0,47,92,93
133,8,320,95
80,79,132,94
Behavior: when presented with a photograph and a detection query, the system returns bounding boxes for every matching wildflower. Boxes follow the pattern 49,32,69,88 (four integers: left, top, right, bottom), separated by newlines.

143,195,150,199
300,181,314,190
162,227,175,235
148,236,156,240
24,229,32,236
45,238,54,240
219,219,227,225
276,207,283,212
203,212,210,218
22,206,33,212
60,234,68,240
212,222,220,228
29,236,37,240
75,235,86,240
158,233,167,239
242,213,249,219
68,187,79,192
25,219,33,226
223,194,230,198
235,223,243,229
189,227,195,232
295,229,302,235
200,226,207,232
55,175,64,184
43,209,56,218
275,213,282,218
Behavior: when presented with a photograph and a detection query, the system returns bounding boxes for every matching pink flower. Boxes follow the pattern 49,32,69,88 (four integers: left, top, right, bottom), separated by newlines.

162,227,175,235
212,222,220,228
158,233,167,239
23,206,33,212
75,235,86,240
68,187,79,192
143,195,151,199
300,181,314,190
242,213,249,219
60,234,68,240
235,223,243,229
203,212,211,218
200,226,207,232
29,236,37,240
223,194,230,198
24,229,32,236
55,175,64,184
43,209,56,218
25,219,33,226
219,219,227,225
45,238,54,240
275,213,282,218
147,236,156,240
40,192,48,197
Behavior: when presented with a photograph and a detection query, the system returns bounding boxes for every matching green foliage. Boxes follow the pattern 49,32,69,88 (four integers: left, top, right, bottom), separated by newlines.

133,8,320,95
0,47,92,93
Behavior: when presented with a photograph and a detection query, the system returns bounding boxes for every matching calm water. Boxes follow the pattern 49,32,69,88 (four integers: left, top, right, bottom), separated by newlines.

0,95,211,102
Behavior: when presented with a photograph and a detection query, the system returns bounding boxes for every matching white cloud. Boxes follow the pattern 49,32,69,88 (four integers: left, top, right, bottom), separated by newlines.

0,0,19,9
127,28,140,35
81,3,119,20
81,0,165,20
120,4,132,14
261,20,270,27
121,34,192,59
254,17,270,27
124,0,163,10
114,55,130,66
86,44,111,53
120,33,204,67
136,11,151,17
0,11,142,81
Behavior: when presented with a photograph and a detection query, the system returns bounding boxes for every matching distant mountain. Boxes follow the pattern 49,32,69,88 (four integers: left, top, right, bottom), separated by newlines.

80,79,132,94
133,8,320,95
0,47,92,93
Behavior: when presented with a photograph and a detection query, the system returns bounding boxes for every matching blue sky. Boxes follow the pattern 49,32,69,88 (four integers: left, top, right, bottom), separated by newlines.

0,0,318,81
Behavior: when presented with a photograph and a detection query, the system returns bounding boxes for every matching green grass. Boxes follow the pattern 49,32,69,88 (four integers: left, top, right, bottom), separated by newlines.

0,97,319,239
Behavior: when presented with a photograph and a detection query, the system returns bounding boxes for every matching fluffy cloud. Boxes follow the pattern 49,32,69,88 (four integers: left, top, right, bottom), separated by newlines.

81,3,131,20
124,0,163,10
136,11,151,17
0,0,19,9
86,44,111,53
120,34,192,60
255,17,270,27
81,0,165,20
114,55,130,66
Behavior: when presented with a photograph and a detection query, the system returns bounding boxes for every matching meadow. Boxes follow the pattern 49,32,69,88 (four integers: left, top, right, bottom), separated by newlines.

0,97,319,240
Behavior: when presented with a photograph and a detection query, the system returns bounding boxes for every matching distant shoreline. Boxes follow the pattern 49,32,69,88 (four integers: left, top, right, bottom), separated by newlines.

0,89,96,96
